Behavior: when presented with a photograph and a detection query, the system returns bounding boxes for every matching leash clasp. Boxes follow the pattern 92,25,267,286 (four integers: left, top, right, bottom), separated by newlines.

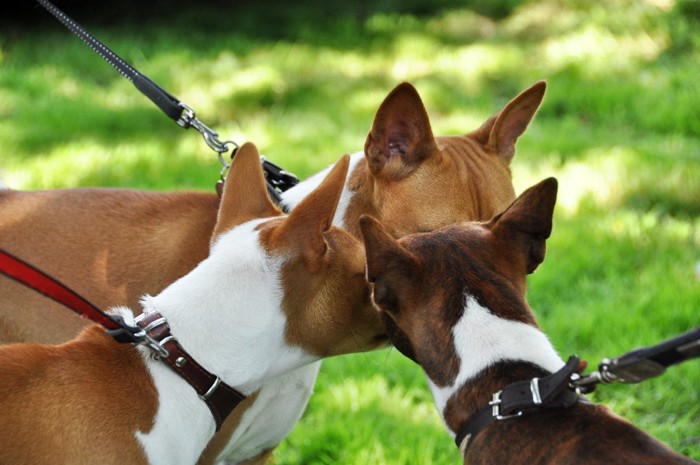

127,313,172,359
177,103,239,157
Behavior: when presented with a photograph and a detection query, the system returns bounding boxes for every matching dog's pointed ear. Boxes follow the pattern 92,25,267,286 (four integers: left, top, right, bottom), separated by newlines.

211,142,282,243
360,215,419,312
468,80,546,164
490,177,558,274
364,82,438,180
276,154,350,273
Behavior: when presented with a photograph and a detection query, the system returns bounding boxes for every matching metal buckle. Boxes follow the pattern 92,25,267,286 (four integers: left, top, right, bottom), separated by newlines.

489,391,523,421
530,377,542,404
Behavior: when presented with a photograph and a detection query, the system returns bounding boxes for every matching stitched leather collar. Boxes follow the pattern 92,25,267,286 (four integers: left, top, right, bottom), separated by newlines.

135,311,246,431
455,356,584,457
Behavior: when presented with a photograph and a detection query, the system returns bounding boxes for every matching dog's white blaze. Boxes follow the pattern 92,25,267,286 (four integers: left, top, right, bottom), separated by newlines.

136,218,319,463
281,151,364,230
427,293,564,437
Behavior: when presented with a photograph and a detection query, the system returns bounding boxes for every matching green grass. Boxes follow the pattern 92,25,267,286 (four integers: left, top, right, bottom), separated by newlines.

2,0,699,462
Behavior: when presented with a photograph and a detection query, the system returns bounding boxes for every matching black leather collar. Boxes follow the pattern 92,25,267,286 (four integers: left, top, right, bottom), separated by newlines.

455,356,583,457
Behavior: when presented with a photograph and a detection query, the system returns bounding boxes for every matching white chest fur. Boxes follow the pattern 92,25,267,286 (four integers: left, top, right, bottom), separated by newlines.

427,293,564,438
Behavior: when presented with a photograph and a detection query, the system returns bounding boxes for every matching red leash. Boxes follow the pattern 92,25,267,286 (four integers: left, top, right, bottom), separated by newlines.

0,248,122,331
0,247,247,430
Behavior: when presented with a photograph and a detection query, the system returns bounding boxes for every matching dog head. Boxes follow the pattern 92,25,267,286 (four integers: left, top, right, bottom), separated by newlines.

211,143,386,358
360,177,558,384
343,81,547,239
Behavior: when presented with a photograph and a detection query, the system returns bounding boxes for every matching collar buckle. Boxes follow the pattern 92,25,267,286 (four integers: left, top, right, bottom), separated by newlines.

489,391,524,421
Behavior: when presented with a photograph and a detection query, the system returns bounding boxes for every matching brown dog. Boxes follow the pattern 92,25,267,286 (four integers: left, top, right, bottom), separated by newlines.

0,142,388,465
361,179,698,464
0,81,546,464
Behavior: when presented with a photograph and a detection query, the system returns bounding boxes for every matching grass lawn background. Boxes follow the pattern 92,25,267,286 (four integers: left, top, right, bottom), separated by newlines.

1,0,698,462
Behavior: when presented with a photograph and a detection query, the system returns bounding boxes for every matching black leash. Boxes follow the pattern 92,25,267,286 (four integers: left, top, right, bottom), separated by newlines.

456,328,700,456
36,0,298,208
571,325,700,391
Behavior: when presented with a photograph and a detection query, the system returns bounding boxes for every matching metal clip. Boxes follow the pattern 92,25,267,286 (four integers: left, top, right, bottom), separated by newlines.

132,313,171,359
132,330,170,359
177,103,239,157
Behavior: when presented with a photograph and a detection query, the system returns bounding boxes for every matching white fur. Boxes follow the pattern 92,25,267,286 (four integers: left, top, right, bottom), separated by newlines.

281,151,364,230
216,363,320,463
135,218,321,464
427,293,564,438
140,151,368,464
137,357,215,465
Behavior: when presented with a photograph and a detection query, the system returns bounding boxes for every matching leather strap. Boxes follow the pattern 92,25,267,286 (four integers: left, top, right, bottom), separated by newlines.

0,248,133,336
455,356,582,457
136,312,246,431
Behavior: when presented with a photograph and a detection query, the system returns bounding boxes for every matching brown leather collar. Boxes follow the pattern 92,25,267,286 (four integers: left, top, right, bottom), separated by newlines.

135,311,246,431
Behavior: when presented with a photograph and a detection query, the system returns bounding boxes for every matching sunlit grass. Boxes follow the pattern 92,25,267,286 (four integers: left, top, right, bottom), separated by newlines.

1,0,699,462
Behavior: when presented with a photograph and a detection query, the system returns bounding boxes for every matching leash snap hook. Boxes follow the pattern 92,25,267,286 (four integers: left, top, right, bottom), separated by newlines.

177,103,239,158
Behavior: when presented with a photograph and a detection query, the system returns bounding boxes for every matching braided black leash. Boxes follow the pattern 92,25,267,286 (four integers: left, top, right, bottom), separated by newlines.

37,0,186,125
36,0,298,207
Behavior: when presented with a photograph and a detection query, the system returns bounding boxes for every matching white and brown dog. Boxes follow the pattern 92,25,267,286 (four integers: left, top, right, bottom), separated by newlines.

361,179,698,464
0,81,546,465
0,142,385,464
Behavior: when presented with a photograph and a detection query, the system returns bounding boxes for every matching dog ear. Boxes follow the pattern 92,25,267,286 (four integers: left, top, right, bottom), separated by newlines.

364,82,439,180
490,177,558,274
211,142,282,242
275,154,350,273
468,80,546,163
360,215,419,312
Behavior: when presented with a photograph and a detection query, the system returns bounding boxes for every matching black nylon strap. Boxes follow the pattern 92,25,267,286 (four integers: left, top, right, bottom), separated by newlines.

37,0,184,123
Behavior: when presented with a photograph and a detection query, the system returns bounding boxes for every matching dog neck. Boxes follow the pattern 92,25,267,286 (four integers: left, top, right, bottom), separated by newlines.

133,218,318,464
427,293,564,440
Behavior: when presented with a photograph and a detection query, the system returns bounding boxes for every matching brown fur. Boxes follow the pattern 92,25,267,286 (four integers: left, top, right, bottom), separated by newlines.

0,143,381,465
344,81,546,240
0,81,547,464
362,178,697,464
0,325,157,464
